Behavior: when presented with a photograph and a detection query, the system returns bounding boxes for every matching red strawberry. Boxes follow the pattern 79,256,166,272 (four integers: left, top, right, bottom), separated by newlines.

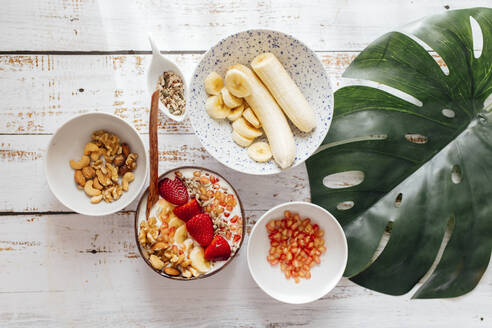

186,214,214,247
173,198,202,222
204,235,231,261
158,178,189,205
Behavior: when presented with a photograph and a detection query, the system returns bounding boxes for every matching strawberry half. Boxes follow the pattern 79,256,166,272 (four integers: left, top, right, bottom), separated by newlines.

158,177,189,205
173,198,202,222
186,213,214,247
205,235,231,261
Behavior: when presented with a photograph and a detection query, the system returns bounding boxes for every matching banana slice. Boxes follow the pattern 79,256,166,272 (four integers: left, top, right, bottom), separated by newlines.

247,141,273,162
227,104,245,121
174,225,188,244
225,67,252,97
190,246,210,273
232,117,263,139
183,238,194,255
169,217,185,229
221,88,243,108
206,95,231,119
232,129,254,147
242,107,261,128
204,71,224,95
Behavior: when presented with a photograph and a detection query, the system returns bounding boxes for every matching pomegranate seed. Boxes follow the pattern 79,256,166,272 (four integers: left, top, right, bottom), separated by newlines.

224,212,230,217
266,212,325,283
233,234,241,243
226,205,233,212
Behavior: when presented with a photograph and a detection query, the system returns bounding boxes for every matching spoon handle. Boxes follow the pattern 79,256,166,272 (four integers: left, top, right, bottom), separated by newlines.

146,90,160,218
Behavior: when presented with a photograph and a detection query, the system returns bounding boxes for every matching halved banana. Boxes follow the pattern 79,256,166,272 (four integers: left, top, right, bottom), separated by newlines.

221,88,243,108
247,141,273,162
232,117,263,139
232,129,254,147
174,225,188,244
227,104,245,121
242,107,261,128
169,217,185,229
206,95,231,119
204,71,224,95
190,246,210,273
225,66,252,97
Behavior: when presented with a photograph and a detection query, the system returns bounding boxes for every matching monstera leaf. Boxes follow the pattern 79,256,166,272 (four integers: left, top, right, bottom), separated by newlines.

307,7,492,298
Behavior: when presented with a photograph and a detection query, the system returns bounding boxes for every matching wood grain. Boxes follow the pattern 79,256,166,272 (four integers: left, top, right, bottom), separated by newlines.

0,52,450,135
0,52,353,135
0,2,490,326
0,0,489,52
0,213,490,327
0,135,310,213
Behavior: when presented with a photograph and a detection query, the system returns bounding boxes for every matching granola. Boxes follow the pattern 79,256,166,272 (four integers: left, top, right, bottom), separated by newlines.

156,71,185,116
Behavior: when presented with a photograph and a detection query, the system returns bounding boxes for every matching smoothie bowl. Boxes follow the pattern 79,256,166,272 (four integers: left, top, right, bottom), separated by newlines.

135,166,245,280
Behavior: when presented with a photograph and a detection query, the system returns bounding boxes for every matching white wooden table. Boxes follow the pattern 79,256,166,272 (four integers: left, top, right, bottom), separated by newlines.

0,1,490,327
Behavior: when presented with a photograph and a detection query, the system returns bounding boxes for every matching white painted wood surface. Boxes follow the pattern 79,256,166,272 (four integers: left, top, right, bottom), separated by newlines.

0,1,490,327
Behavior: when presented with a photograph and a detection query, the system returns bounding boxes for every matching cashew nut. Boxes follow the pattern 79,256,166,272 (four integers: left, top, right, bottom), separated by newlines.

84,180,102,197
90,149,102,161
90,195,103,204
83,142,100,155
70,155,90,170
121,172,135,191
93,177,103,190
106,163,118,182
81,166,95,179
112,183,122,200
96,169,111,186
74,170,86,186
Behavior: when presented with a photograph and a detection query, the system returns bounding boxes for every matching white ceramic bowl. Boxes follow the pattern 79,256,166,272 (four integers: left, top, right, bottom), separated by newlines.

45,112,148,216
189,29,333,175
247,201,347,304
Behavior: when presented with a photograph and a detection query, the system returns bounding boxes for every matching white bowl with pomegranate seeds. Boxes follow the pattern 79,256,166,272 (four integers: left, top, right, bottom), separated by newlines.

247,201,347,304
135,167,245,280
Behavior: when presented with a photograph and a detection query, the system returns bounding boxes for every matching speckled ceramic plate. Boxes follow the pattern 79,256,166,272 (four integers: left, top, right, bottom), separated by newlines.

189,29,333,175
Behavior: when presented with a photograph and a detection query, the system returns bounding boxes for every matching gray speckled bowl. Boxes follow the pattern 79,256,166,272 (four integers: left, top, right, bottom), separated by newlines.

189,29,333,175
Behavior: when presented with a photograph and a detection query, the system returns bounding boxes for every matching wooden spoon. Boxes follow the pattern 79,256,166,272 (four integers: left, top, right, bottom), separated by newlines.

146,90,160,218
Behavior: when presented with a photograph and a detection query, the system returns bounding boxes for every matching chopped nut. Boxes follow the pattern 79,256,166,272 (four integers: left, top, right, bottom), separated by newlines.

113,154,125,167
125,153,138,170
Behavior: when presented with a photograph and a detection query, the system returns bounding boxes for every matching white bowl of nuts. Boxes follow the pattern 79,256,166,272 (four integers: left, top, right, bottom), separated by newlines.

247,201,347,304
45,112,148,216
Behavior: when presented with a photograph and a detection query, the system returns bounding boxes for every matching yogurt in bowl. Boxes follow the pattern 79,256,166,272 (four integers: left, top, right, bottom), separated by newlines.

135,166,245,280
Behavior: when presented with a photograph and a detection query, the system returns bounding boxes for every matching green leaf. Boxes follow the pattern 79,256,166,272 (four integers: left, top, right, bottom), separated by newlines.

307,7,492,298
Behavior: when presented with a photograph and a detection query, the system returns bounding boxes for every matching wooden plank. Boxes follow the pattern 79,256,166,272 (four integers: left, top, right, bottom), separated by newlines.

0,0,488,52
0,213,490,327
0,135,310,212
0,52,449,135
0,52,354,135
